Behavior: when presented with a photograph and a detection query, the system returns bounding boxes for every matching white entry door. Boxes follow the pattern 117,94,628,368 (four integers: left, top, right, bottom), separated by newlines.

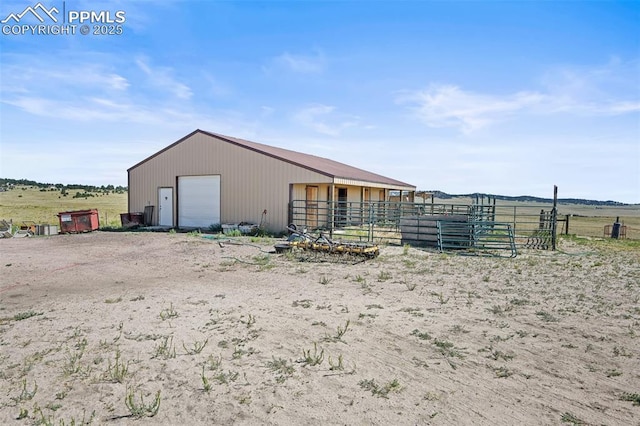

178,175,221,228
158,187,173,227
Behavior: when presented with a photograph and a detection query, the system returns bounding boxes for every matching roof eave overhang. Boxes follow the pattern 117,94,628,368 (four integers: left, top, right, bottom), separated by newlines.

333,178,416,191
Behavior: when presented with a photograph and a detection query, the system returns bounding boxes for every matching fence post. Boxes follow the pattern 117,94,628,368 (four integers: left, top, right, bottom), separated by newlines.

565,214,570,235
368,203,374,242
329,201,334,239
551,185,558,251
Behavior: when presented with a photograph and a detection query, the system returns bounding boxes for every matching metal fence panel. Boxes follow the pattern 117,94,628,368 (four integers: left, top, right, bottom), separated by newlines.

289,200,556,252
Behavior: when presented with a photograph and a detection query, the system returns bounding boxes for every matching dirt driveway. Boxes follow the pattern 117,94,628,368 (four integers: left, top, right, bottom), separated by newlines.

1,232,638,425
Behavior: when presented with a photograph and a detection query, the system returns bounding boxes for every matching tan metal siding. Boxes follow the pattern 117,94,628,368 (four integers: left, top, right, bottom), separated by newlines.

129,133,332,231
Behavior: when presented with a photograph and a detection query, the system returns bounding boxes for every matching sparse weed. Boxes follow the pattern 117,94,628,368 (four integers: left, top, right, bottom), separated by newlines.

265,357,295,383
104,350,129,383
489,304,513,316
11,378,37,403
620,392,640,406
183,338,208,355
244,314,257,328
252,254,271,268
411,329,432,341
62,348,89,377
159,303,179,321
201,365,212,392
494,366,513,378
358,378,401,398
298,343,324,366
432,292,449,304
560,412,585,425
205,354,222,371
423,391,440,401
487,348,515,361
104,296,122,304
125,388,161,418
366,304,383,310
606,369,622,377
400,307,424,317
405,280,417,291
536,311,558,322
377,271,392,282
16,407,28,420
489,334,515,342
324,319,350,342
319,275,332,285
232,346,246,359
32,405,96,426
402,258,416,268
13,311,43,321
450,325,469,334
328,354,344,371
613,345,631,357
433,339,465,359
236,393,252,405
153,336,176,359
213,370,239,384
292,299,313,308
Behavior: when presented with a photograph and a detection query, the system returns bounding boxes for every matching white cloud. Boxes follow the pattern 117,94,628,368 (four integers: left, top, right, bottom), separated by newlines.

0,58,129,94
267,50,326,74
292,104,361,136
399,60,640,133
398,84,545,133
135,57,192,99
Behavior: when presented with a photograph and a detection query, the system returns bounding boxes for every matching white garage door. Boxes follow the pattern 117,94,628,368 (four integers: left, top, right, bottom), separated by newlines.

178,175,221,228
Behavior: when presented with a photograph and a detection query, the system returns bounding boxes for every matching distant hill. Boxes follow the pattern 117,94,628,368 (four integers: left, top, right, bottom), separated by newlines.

424,190,630,207
0,178,630,206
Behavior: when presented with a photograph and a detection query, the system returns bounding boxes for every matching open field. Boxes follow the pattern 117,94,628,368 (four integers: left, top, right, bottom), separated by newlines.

0,187,127,228
1,232,638,425
1,186,638,239
432,197,640,240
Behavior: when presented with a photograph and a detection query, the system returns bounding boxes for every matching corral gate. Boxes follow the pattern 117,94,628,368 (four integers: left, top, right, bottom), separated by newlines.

289,192,558,253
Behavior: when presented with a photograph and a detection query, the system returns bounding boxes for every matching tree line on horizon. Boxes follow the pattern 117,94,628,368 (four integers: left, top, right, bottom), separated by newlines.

0,178,127,195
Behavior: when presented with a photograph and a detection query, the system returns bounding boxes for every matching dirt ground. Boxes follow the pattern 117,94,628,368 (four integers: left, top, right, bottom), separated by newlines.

0,232,638,425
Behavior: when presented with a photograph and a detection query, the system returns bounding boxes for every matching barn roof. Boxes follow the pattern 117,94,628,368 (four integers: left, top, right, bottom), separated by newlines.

129,129,415,190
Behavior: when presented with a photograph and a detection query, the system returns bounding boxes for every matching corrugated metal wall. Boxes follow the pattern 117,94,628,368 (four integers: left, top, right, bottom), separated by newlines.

129,132,333,231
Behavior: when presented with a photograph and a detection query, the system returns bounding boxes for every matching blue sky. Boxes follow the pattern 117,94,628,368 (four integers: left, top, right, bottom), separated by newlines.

0,1,638,202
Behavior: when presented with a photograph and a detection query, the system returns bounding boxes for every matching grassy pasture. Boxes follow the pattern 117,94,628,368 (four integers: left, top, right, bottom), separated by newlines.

1,186,638,238
0,186,127,227
434,196,640,240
